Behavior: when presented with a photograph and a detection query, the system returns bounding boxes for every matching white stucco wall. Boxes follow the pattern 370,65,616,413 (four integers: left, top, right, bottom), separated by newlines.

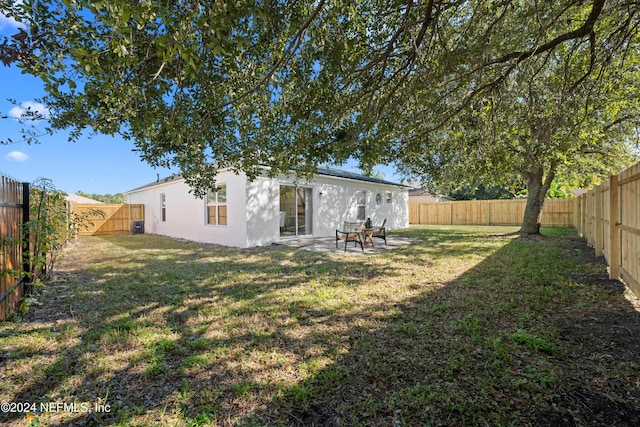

245,176,280,247
245,173,409,242
126,170,409,248
308,176,408,236
125,173,249,247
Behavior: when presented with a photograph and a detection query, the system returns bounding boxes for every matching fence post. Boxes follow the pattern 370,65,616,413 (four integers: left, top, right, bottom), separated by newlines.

573,197,580,235
21,182,30,284
486,200,491,225
609,175,620,280
450,202,453,225
595,184,603,256
577,197,583,236
581,193,590,240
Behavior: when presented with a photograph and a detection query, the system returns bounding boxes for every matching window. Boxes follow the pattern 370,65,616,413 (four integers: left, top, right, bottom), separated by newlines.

386,192,392,204
206,184,227,225
376,193,382,205
160,193,166,221
356,191,366,221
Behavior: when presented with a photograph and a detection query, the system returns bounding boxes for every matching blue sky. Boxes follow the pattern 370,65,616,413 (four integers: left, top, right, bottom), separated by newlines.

0,10,402,196
0,11,179,195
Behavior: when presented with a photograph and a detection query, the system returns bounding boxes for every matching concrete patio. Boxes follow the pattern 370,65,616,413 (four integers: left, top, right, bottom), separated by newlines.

273,235,421,256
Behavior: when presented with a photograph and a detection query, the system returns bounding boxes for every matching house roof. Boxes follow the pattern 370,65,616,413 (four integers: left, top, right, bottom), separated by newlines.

408,189,433,197
65,193,104,204
408,188,454,201
125,166,408,194
315,166,408,187
125,173,184,193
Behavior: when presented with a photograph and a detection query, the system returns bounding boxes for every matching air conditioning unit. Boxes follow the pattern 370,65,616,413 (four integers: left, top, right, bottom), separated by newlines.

131,220,144,234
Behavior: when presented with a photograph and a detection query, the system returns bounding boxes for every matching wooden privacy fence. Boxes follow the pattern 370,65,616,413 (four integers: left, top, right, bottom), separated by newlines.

409,199,574,227
576,162,640,298
0,174,29,321
71,203,144,235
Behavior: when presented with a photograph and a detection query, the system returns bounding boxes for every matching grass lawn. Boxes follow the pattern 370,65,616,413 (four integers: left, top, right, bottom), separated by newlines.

1,225,639,426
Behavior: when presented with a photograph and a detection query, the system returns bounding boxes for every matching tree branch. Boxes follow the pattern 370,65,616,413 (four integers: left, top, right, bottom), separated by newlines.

212,0,327,111
603,113,640,131
373,1,438,118
569,30,597,91
484,0,606,67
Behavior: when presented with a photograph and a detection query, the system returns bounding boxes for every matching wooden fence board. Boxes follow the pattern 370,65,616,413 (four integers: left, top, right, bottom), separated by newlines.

0,174,28,321
71,203,145,235
409,198,574,227
541,199,575,227
576,161,640,298
619,162,640,294
601,184,611,262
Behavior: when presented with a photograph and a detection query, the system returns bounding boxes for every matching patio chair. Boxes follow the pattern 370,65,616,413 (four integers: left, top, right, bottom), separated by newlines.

371,218,387,245
336,221,365,252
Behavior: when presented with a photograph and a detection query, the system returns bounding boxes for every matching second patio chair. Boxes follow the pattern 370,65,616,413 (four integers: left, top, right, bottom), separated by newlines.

371,218,387,245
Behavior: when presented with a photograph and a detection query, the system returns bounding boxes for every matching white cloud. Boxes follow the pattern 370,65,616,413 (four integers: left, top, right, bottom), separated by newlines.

7,106,23,119
0,1,26,31
0,14,23,30
5,151,29,162
8,101,50,120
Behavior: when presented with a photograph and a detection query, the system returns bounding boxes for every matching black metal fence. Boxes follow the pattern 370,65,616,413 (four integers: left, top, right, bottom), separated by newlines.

0,173,30,321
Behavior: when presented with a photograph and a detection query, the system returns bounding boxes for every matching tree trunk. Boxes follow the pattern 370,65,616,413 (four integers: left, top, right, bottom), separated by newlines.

519,167,555,235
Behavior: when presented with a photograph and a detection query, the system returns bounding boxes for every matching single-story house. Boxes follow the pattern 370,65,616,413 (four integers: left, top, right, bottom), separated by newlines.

65,194,104,204
124,166,409,248
408,189,453,203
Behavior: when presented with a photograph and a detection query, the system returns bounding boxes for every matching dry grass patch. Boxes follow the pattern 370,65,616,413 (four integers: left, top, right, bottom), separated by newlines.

1,226,639,426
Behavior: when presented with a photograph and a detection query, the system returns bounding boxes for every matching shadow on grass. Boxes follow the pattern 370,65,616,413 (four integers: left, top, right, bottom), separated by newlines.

1,234,400,426
245,229,640,426
1,227,639,426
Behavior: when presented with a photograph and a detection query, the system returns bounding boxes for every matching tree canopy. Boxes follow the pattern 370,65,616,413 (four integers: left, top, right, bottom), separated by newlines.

2,0,639,231
75,191,124,204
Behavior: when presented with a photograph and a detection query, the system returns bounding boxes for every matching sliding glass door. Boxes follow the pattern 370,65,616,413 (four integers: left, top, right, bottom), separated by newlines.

279,186,312,237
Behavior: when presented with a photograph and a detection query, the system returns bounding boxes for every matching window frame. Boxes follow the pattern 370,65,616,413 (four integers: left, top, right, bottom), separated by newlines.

160,193,166,222
356,191,366,221
206,184,228,226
